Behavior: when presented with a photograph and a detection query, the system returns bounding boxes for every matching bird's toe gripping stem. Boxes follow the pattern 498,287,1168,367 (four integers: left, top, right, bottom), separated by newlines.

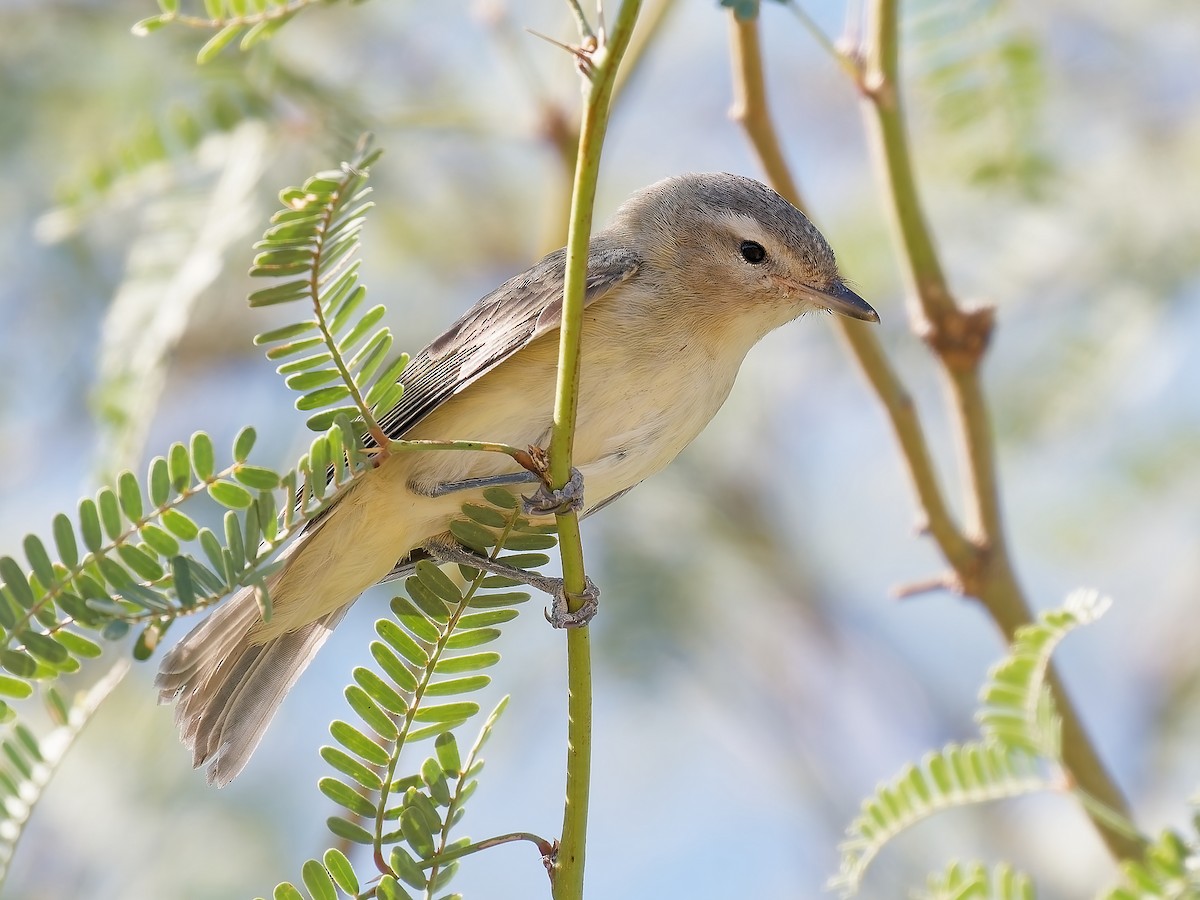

522,467,585,517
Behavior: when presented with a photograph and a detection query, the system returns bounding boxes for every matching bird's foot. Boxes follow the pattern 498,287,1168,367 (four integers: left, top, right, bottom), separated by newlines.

544,577,600,629
522,467,585,516
425,542,599,629
424,471,539,498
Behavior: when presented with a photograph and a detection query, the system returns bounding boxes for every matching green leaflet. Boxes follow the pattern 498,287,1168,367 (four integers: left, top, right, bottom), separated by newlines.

915,861,1035,900
832,591,1114,896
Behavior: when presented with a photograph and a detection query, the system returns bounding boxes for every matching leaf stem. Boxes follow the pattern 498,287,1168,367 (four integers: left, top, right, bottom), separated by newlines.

307,160,390,450
369,525,516,870
564,1,596,42
780,0,858,80
419,831,555,870
387,439,538,472
549,3,643,897
2,455,280,645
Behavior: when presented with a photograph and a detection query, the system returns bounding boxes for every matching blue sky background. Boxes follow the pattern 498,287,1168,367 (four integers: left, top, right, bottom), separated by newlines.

1,1,1198,898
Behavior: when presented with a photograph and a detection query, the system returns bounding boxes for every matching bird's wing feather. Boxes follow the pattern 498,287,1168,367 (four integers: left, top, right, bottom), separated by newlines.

371,243,640,445
303,243,639,529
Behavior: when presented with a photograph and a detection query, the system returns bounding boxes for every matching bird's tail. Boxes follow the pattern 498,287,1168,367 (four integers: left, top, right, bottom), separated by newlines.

155,570,350,787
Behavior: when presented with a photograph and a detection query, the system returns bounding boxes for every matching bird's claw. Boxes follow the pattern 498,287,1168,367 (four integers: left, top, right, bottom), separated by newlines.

544,576,600,629
523,467,585,516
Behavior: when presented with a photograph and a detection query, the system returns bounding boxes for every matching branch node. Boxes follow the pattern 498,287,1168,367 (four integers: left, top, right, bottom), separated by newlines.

921,303,996,372
525,28,599,77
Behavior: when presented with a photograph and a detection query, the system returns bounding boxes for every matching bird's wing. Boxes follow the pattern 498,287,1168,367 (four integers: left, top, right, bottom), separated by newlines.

303,243,638,530
370,243,641,445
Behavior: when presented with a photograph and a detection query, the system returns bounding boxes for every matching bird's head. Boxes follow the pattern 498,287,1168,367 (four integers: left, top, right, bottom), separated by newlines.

611,172,878,332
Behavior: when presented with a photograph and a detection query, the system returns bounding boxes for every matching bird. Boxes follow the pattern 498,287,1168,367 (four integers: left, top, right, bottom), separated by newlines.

156,171,879,786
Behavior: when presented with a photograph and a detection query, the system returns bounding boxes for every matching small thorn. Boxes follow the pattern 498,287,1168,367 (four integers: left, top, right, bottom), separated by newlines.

524,28,597,77
891,572,961,600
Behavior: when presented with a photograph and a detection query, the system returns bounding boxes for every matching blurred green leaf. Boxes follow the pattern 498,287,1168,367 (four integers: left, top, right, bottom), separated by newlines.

197,23,244,65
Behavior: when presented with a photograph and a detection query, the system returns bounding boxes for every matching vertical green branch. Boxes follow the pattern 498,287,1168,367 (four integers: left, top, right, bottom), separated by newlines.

550,4,643,898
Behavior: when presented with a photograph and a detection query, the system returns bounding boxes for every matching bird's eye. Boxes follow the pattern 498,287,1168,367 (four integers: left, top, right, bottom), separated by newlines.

739,240,767,264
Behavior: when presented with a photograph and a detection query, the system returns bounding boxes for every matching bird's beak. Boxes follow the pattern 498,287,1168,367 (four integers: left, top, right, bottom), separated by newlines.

811,281,880,323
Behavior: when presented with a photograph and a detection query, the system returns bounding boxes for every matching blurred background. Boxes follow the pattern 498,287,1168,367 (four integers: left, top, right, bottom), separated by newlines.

1,0,1198,897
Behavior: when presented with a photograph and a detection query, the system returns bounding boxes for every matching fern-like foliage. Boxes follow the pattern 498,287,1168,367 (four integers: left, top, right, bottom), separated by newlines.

267,487,557,899
977,589,1111,759
42,92,271,226
2,138,557,892
1101,809,1200,900
0,142,393,703
907,0,1053,196
0,422,371,688
89,122,269,475
830,591,1112,896
249,138,406,442
915,860,1035,900
133,0,339,64
829,742,1054,896
0,662,128,889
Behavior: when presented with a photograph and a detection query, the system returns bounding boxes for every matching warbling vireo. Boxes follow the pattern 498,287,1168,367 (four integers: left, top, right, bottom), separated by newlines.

157,172,879,785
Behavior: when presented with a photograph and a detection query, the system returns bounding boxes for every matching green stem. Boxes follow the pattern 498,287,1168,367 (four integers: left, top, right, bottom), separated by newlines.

781,0,858,79
727,14,807,213
549,4,643,898
307,168,390,450
370,516,519,877
564,0,596,42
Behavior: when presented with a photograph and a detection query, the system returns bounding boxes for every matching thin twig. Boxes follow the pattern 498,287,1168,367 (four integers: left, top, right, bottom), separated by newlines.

138,0,318,31
483,0,676,254
564,0,596,41
418,831,556,869
891,571,960,600
781,0,858,79
611,0,679,104
727,14,806,214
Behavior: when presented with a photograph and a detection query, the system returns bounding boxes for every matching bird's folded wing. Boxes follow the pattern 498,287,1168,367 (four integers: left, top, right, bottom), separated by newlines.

373,243,641,445
302,242,640,530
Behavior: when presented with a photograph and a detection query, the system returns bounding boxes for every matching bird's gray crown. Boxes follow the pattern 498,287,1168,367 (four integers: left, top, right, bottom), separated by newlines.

614,172,837,278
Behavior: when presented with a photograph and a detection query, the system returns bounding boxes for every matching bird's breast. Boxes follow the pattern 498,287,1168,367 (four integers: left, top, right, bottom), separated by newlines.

404,290,751,511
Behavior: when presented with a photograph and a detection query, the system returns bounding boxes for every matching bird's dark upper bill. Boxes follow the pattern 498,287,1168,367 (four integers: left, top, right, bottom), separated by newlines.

817,282,880,323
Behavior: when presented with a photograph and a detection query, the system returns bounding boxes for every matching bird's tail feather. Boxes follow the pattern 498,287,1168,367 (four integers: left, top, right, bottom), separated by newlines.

156,578,350,787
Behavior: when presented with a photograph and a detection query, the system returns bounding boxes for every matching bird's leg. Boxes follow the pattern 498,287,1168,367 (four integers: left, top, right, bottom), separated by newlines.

425,541,600,629
521,467,585,516
424,471,540,497
424,466,586,517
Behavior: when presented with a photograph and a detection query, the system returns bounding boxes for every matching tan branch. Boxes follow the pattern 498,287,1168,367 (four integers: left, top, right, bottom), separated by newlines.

727,3,1143,862
856,0,1141,860
726,13,975,574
